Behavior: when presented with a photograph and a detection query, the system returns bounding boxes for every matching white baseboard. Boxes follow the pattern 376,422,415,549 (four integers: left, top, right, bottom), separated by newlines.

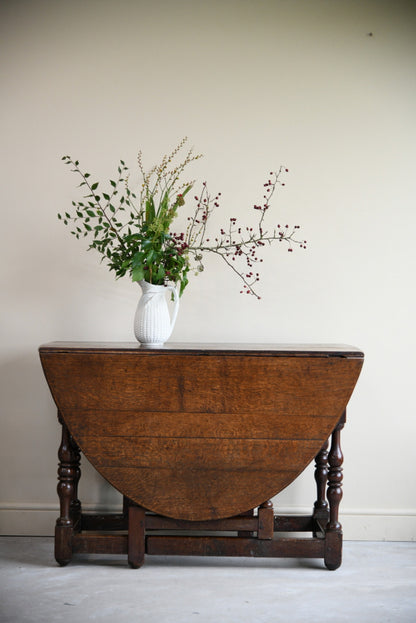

1,503,415,540
341,509,416,541
0,503,122,537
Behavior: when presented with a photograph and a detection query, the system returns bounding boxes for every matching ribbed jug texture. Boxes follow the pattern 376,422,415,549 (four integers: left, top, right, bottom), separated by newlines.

134,280,179,347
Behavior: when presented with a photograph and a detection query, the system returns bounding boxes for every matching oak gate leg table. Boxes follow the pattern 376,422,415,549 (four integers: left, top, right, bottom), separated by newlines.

39,342,364,570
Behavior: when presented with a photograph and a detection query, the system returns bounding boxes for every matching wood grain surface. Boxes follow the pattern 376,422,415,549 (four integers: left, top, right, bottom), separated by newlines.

40,343,363,521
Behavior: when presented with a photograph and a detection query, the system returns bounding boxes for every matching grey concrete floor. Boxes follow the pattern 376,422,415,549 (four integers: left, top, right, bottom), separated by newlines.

0,537,415,623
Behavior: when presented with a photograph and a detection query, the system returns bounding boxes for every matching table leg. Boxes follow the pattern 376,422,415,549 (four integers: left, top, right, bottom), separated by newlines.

313,439,329,536
258,500,274,539
55,412,80,566
128,504,146,568
324,411,345,570
314,440,329,515
68,433,81,529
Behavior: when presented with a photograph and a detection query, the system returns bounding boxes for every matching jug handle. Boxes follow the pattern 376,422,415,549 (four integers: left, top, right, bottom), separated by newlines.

166,284,180,333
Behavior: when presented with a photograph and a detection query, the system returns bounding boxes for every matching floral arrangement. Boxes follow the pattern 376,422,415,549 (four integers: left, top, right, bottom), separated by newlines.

59,138,306,298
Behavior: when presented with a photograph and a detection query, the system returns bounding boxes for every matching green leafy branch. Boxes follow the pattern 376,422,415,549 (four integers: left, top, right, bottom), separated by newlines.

59,139,306,298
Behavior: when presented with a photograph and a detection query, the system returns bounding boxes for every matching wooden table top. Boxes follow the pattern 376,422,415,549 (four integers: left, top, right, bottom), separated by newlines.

40,341,364,357
40,342,363,521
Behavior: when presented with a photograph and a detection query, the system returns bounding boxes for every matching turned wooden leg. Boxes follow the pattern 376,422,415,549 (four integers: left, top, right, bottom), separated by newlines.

128,504,146,568
55,412,80,566
313,439,329,535
68,433,81,530
324,411,345,570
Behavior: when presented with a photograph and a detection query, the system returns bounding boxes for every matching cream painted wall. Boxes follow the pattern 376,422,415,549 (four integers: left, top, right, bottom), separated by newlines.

1,0,415,540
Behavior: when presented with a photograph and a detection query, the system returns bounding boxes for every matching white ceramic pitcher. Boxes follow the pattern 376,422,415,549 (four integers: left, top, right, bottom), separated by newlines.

134,280,179,347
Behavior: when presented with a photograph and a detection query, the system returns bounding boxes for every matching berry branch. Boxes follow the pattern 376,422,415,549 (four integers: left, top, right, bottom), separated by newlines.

59,138,306,298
